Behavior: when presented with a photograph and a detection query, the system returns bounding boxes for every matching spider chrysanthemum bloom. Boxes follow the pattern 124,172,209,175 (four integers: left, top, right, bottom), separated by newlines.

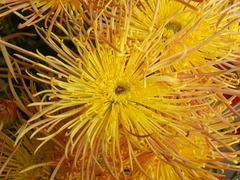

0,125,64,179
1,21,239,178
129,0,240,73
0,1,239,179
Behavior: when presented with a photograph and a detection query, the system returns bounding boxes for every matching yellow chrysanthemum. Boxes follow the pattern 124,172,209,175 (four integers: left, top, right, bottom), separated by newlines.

129,0,240,73
1,23,239,179
0,125,64,179
0,1,239,179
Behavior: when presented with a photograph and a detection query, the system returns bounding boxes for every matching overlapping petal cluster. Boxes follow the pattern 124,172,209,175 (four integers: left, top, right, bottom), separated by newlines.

0,0,239,179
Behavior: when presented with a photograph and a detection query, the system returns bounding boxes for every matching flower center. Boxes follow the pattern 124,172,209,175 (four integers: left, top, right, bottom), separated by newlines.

165,22,181,33
115,85,127,95
97,77,133,103
108,82,132,103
